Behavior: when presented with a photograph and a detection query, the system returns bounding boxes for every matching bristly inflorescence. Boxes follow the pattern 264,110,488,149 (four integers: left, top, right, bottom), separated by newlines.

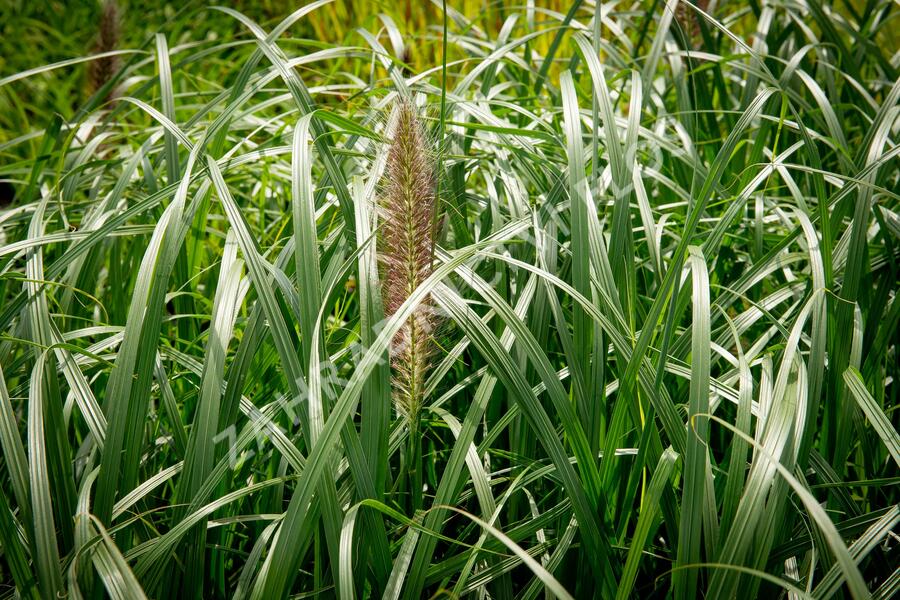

675,0,709,47
87,0,122,102
380,101,438,421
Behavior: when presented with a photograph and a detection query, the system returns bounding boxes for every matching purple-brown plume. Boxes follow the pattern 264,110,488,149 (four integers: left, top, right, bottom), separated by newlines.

380,102,438,419
88,0,122,102
675,0,709,47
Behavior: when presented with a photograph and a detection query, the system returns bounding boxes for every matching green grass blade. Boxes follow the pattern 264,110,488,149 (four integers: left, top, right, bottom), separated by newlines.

843,368,900,468
674,246,712,600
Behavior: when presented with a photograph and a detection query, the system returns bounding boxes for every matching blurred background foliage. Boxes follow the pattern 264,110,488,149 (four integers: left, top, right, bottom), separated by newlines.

3,0,896,149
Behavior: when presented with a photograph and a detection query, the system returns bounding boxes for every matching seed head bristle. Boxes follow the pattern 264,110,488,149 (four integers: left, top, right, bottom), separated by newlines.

380,102,438,420
88,0,122,102
675,0,708,47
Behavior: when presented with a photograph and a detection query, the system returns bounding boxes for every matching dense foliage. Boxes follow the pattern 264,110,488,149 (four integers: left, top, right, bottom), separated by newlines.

0,1,898,598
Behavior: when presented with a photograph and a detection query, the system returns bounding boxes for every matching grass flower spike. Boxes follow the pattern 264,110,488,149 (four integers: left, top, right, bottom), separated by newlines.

380,101,438,422
87,0,122,101
675,0,708,46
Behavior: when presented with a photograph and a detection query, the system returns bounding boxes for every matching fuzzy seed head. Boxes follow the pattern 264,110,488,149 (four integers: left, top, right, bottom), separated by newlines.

88,0,122,101
675,0,708,46
380,102,438,420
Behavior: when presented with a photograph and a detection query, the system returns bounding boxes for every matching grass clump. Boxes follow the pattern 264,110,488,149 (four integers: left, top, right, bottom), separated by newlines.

0,2,898,599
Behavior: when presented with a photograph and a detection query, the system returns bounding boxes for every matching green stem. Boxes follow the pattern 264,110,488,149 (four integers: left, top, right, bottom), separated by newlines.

408,412,423,514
